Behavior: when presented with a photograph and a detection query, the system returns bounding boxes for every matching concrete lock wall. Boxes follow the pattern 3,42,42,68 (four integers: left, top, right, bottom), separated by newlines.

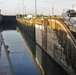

35,19,48,52
35,24,42,46
17,21,35,41
35,19,76,75
17,17,76,75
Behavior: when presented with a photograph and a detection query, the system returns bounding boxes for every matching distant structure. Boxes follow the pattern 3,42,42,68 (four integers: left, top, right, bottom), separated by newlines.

0,9,1,14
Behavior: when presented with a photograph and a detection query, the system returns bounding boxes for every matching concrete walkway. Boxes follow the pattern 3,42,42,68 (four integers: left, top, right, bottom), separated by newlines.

0,33,15,75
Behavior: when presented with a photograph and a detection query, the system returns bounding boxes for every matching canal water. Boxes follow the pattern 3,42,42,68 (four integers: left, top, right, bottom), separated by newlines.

1,23,68,75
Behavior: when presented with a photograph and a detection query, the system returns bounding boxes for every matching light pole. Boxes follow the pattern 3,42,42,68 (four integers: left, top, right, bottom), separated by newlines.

35,0,37,17
24,5,26,15
72,4,75,10
52,2,54,17
19,3,20,14
22,0,24,15
46,0,54,17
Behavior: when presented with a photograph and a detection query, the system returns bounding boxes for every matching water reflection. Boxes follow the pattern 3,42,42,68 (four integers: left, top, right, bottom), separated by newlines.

18,27,69,75
2,27,40,75
0,32,3,58
1,20,68,75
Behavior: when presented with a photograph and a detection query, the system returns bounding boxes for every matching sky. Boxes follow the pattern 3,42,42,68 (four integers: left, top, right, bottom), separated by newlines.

0,0,76,15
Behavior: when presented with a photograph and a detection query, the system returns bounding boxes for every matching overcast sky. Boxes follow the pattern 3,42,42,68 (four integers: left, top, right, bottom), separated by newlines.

0,0,76,15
